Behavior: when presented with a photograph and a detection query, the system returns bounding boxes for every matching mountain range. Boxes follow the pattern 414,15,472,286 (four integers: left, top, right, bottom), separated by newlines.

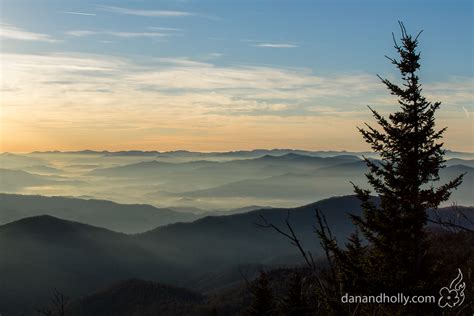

28,149,474,160
2,150,472,210
0,194,201,233
1,194,472,315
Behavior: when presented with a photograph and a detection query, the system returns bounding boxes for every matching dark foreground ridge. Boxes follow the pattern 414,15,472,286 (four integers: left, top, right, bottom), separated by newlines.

0,194,472,315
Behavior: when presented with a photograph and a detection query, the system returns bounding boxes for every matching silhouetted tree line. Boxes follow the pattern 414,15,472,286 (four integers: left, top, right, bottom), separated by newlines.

243,270,315,316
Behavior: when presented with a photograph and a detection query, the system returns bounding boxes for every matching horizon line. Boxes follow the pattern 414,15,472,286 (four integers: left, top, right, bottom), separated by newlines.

2,148,473,155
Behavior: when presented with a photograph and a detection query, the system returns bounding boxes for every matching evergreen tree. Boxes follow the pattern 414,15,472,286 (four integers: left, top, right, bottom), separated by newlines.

245,271,275,316
209,307,218,316
326,22,464,296
335,230,368,293
280,272,311,315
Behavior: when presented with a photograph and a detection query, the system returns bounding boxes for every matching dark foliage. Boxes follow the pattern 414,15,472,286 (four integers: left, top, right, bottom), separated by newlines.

68,279,204,316
36,289,69,316
314,22,467,314
279,272,312,315
244,271,276,316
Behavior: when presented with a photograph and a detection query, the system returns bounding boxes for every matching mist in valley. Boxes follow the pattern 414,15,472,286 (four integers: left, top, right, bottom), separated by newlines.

2,150,473,222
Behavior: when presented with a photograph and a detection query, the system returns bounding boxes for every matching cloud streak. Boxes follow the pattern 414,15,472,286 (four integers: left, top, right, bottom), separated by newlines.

61,11,96,16
98,5,193,17
0,23,57,42
65,30,174,38
462,107,471,119
255,43,298,48
65,30,97,37
148,27,182,31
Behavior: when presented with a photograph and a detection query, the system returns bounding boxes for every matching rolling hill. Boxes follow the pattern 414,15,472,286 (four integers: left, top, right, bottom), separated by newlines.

0,215,182,316
0,152,48,169
0,168,58,191
0,195,366,315
135,195,366,273
89,154,361,179
178,164,473,205
67,279,205,316
1,195,472,315
0,194,201,233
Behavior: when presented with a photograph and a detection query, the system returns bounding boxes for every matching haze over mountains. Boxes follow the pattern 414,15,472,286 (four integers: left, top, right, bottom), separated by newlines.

0,194,201,233
0,149,473,315
0,195,358,314
1,150,473,210
0,195,472,315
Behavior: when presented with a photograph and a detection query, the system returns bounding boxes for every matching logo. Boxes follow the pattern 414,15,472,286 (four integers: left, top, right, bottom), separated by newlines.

438,268,466,308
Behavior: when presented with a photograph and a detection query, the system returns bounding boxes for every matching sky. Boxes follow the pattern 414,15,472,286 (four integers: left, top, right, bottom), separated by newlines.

0,0,473,152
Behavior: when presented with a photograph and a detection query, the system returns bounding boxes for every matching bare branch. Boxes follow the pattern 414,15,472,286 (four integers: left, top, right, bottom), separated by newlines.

428,205,474,233
257,211,315,271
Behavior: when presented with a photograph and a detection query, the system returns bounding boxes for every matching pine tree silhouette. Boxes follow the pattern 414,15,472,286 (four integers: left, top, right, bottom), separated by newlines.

280,272,311,315
319,22,464,298
245,271,276,316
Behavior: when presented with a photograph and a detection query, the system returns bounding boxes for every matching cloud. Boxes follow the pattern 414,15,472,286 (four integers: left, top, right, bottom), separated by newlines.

2,52,472,151
462,107,471,119
65,30,173,38
255,43,298,48
98,5,193,17
61,11,96,16
423,78,474,108
0,23,57,42
208,53,223,58
1,53,123,74
107,31,170,38
148,27,182,31
154,57,212,67
2,52,472,119
65,30,98,37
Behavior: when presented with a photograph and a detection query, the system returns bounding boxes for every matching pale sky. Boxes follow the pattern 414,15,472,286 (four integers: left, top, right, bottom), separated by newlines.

1,0,473,152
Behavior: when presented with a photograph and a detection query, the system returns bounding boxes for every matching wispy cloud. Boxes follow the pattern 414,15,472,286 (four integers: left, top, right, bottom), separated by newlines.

98,5,193,17
462,107,471,119
3,52,472,151
60,11,96,16
107,31,170,38
65,30,98,37
148,27,182,31
255,43,298,48
208,53,223,58
65,30,173,38
0,23,57,42
0,52,391,125
4,52,471,116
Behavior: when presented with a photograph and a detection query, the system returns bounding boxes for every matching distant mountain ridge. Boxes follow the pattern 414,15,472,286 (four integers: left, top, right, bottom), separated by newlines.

25,148,474,159
0,168,80,191
89,153,361,177
176,163,473,205
0,193,201,233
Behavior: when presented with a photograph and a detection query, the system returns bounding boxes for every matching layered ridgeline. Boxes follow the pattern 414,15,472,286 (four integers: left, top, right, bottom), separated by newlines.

0,195,472,315
26,149,474,160
1,151,472,210
0,194,201,233
88,152,473,206
0,195,366,315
